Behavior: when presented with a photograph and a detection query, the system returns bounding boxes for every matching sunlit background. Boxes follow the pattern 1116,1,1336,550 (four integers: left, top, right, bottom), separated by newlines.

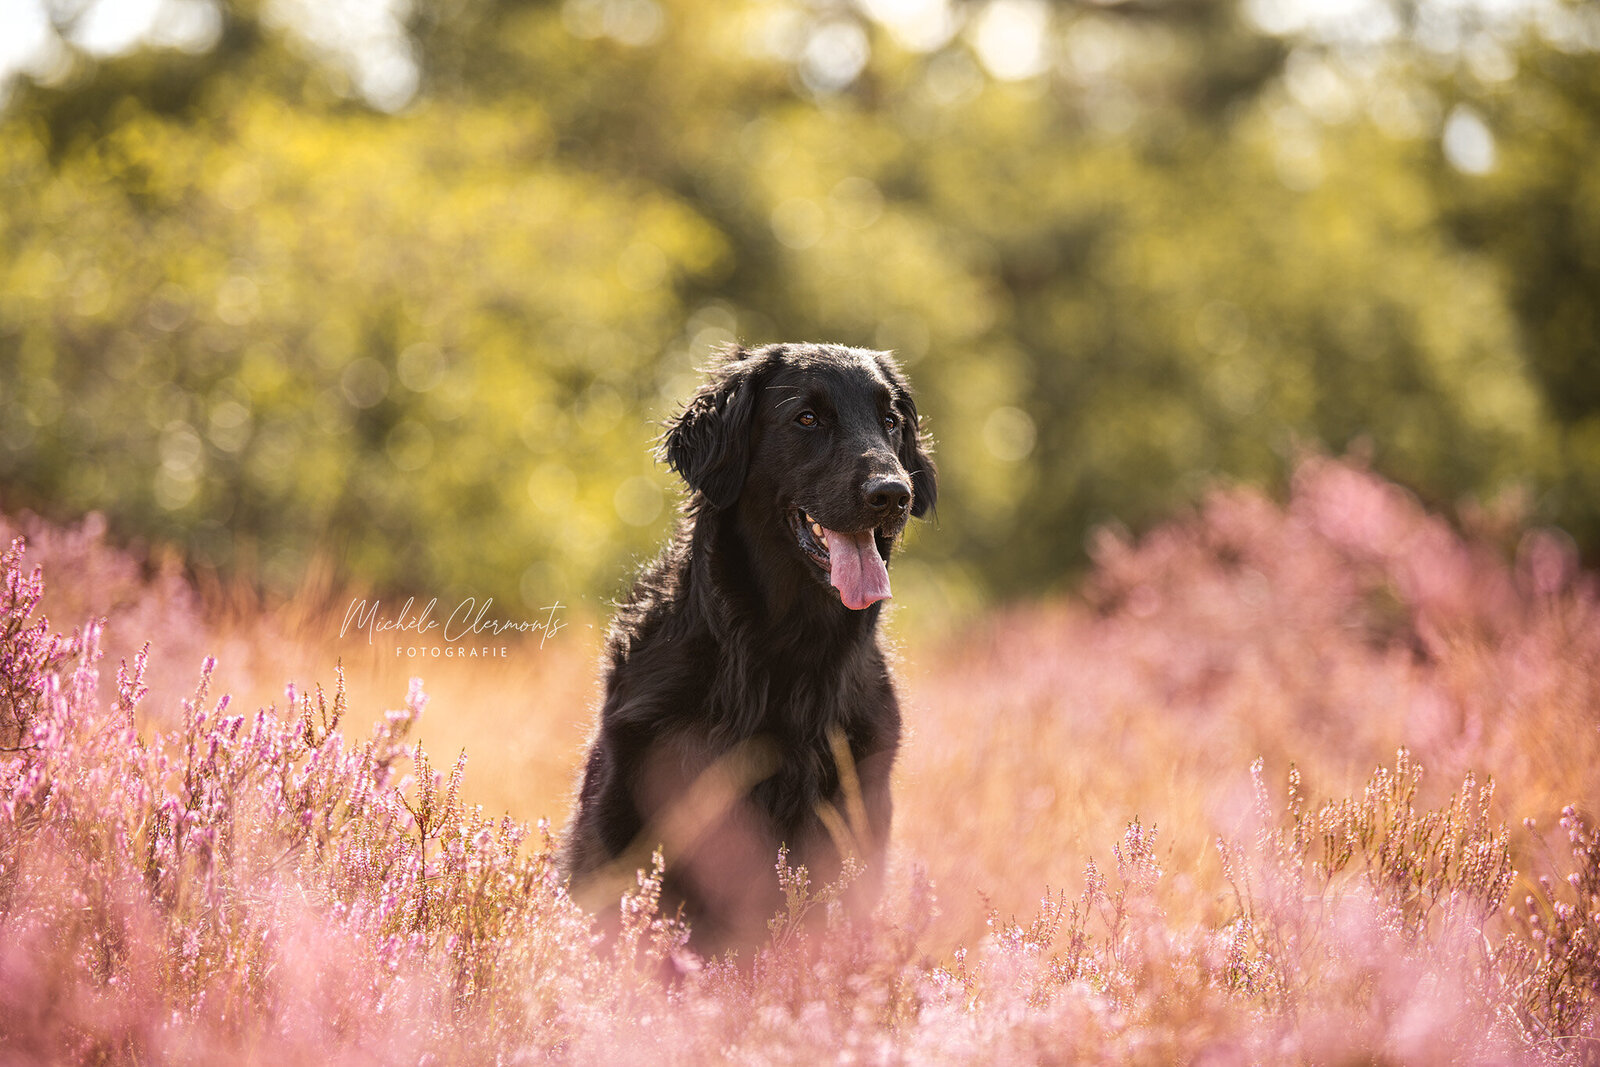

2,0,1598,615
5,8,1600,1054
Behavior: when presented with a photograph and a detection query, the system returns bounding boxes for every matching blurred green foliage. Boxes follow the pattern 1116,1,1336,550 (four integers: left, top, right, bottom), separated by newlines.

1,0,1596,608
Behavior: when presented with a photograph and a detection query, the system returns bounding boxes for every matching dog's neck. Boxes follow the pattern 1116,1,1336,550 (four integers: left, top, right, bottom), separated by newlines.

690,505,881,664
676,508,880,746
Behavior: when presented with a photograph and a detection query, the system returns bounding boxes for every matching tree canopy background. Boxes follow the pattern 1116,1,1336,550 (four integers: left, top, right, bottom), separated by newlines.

2,0,1597,613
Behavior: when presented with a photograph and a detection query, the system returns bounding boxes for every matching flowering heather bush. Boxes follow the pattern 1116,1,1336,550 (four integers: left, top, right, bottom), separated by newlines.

0,508,210,720
3,456,1599,1063
899,456,1600,910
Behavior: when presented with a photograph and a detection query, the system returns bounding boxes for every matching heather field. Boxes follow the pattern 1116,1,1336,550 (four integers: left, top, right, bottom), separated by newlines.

3,456,1599,1065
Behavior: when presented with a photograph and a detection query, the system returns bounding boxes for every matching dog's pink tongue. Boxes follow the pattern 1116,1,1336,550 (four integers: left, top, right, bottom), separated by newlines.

821,527,890,610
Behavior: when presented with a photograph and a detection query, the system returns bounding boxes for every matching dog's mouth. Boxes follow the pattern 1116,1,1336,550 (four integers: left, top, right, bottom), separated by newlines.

789,508,893,611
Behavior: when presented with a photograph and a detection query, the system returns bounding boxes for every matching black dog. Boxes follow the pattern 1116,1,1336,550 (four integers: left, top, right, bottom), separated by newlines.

561,343,936,950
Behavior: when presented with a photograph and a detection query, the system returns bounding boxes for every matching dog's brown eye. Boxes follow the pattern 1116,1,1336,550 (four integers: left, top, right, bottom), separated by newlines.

796,410,817,427
883,412,900,432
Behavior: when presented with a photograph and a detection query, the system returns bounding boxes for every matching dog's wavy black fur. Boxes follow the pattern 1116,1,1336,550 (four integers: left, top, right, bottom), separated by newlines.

561,343,937,950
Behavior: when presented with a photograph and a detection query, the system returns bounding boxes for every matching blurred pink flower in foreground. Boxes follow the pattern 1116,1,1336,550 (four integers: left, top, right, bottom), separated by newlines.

0,456,1597,1063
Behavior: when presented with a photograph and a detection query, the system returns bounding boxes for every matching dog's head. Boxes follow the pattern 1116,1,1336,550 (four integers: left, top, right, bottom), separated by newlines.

662,343,937,611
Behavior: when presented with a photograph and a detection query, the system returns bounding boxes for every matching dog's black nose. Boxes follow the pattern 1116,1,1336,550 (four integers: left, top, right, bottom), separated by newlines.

864,475,912,515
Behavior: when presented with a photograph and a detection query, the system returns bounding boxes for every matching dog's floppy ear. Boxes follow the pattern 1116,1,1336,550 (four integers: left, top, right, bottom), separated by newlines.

874,351,938,519
896,391,938,519
661,350,760,509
